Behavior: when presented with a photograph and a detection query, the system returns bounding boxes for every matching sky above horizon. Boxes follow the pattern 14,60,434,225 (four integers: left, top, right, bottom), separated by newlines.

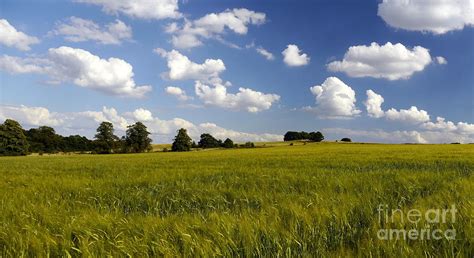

1,0,473,143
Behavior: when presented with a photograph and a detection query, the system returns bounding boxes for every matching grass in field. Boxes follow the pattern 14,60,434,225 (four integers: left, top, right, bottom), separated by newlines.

0,143,473,256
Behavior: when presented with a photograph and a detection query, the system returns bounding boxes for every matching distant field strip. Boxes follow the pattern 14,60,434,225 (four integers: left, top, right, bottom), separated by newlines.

0,143,473,256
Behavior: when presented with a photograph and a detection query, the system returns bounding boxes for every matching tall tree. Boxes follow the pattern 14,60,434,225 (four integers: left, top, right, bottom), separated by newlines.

0,119,29,156
171,128,192,152
93,122,119,154
222,138,234,148
198,133,221,148
125,122,152,153
309,131,324,142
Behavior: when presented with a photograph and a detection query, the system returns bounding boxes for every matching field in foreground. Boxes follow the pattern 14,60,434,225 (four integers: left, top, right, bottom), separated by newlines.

0,143,473,256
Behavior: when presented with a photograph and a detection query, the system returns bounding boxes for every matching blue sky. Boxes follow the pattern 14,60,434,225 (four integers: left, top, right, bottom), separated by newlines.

1,0,473,143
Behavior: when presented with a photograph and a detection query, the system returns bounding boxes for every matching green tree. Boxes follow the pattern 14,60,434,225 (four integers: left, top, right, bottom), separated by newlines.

93,122,119,154
0,119,29,156
309,131,324,142
62,135,92,152
25,126,62,153
171,128,192,152
125,122,152,153
284,131,311,141
198,133,221,148
341,138,352,142
223,138,234,148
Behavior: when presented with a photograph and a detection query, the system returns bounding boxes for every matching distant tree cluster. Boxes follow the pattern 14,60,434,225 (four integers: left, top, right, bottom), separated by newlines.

283,131,324,142
171,128,253,152
24,126,92,154
0,119,153,156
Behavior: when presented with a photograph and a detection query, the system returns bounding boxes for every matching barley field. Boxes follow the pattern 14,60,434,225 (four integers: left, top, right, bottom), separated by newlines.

0,143,473,256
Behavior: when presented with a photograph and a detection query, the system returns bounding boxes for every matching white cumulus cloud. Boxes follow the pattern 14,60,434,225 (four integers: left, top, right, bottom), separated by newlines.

304,77,361,119
385,106,430,124
155,48,226,83
422,117,474,135
132,108,154,122
47,47,151,98
155,48,279,113
0,105,63,126
364,90,385,118
0,47,151,98
195,81,280,113
75,0,181,20
0,19,39,51
282,44,310,67
165,86,191,101
328,42,433,80
365,89,430,124
363,90,473,140
378,0,474,34
166,8,266,49
51,17,132,45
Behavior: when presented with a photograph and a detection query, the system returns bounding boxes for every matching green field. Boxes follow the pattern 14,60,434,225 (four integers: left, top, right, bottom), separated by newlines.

0,143,473,256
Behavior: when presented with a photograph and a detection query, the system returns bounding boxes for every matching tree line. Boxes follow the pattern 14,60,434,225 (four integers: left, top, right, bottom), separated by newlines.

283,131,324,142
1,118,340,156
170,128,255,152
282,131,351,143
0,119,254,156
0,119,152,156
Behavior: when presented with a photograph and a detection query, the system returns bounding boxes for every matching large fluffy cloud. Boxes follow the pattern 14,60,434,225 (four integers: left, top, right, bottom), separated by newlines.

378,0,474,34
0,47,151,98
165,8,265,49
154,48,226,83
364,90,385,118
364,89,430,124
0,104,282,143
362,90,474,142
47,47,151,97
282,44,310,67
304,77,361,119
75,0,181,20
327,42,433,80
385,106,430,124
364,90,430,124
194,81,280,113
51,17,132,45
0,19,39,51
155,49,280,112
0,105,63,126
